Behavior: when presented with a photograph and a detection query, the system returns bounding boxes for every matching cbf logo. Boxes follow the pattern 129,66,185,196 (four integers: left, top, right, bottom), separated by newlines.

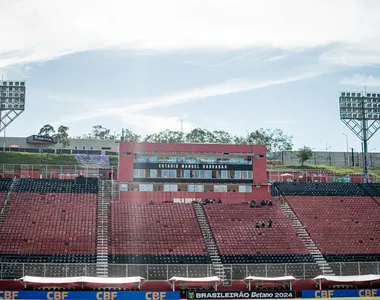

187,291,195,300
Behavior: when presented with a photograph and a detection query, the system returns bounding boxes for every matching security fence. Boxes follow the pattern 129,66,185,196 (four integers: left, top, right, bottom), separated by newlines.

1,262,379,280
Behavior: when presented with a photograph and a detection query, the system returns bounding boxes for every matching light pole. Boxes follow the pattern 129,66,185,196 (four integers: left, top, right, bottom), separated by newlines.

342,133,349,166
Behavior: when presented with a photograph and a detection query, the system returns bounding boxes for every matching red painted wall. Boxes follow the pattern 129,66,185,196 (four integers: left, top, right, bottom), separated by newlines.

118,142,268,202
119,188,269,203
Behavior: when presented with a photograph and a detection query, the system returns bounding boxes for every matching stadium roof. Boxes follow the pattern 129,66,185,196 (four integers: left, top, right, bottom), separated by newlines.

19,276,145,285
314,274,380,283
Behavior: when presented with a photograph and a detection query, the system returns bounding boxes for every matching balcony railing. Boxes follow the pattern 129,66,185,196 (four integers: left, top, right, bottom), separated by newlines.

0,262,379,280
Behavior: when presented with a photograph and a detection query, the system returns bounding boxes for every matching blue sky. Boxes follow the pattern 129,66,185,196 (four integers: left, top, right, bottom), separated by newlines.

2,0,380,152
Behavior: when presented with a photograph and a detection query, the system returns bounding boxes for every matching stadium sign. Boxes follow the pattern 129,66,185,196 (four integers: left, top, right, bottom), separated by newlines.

158,163,228,170
26,135,57,144
187,291,295,299
134,163,252,171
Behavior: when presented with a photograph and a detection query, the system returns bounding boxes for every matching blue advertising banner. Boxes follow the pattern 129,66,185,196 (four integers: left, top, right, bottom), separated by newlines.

188,290,295,299
0,291,180,300
302,289,380,298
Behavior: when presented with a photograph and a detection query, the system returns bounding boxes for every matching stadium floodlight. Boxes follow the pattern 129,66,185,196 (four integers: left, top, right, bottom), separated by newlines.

0,79,26,133
339,91,380,183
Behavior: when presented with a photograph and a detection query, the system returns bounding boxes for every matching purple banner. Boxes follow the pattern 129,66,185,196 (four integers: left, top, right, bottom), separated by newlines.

75,154,110,168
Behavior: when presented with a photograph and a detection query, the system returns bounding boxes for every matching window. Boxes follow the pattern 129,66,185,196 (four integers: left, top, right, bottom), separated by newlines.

164,184,178,192
205,171,212,179
169,170,177,178
161,170,169,178
152,151,159,154
195,170,205,178
239,185,252,192
242,171,253,179
119,184,128,191
214,185,227,192
150,169,157,178
221,171,229,179
183,170,191,178
139,184,153,191
134,169,145,178
234,171,242,179
188,185,204,192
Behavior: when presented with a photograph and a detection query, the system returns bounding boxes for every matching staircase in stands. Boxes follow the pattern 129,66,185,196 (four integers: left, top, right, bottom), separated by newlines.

0,178,19,229
279,197,335,276
193,202,228,285
96,180,112,277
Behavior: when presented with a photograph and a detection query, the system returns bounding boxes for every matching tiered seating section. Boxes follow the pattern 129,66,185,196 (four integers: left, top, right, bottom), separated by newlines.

274,182,367,196
109,202,210,264
203,203,312,264
275,182,380,263
0,179,98,265
286,196,380,259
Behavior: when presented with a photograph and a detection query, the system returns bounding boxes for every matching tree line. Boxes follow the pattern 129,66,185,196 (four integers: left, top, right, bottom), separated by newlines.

38,124,314,164
38,124,294,152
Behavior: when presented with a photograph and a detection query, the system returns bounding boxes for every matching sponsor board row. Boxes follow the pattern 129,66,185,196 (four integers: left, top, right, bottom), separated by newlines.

302,289,380,298
0,291,179,300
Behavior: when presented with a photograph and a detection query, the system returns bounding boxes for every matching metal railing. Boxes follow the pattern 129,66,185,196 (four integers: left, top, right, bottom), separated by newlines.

0,262,379,280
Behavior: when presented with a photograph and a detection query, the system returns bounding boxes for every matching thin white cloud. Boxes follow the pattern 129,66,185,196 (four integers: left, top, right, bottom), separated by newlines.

118,113,197,134
60,71,322,124
321,45,380,66
267,55,287,62
2,0,380,67
341,74,380,87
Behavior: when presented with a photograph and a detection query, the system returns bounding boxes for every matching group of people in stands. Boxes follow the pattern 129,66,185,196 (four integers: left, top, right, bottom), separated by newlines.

256,218,273,228
250,199,273,208
198,198,222,205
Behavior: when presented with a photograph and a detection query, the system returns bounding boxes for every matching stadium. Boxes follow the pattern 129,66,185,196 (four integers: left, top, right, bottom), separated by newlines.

1,85,380,299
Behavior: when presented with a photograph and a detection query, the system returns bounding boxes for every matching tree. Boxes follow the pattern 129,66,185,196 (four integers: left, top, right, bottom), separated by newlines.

90,125,111,140
121,128,141,142
143,130,184,143
54,125,70,147
211,130,234,144
38,124,55,137
185,128,213,143
297,146,313,165
247,128,293,152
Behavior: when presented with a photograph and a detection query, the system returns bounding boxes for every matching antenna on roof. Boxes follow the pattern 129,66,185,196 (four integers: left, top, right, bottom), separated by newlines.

181,119,183,132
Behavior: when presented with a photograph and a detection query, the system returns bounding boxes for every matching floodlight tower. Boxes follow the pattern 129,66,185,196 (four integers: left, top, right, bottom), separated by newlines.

0,79,26,133
339,91,380,183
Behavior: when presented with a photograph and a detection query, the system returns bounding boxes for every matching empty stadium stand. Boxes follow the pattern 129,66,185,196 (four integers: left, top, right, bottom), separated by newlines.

274,182,380,275
203,202,313,263
0,178,98,276
108,202,210,266
273,182,368,196
286,196,380,256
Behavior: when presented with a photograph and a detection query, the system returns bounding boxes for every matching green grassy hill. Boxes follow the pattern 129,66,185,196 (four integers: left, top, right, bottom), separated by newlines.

0,152,119,168
268,164,380,179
